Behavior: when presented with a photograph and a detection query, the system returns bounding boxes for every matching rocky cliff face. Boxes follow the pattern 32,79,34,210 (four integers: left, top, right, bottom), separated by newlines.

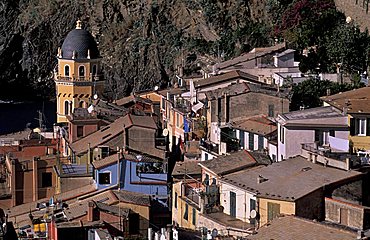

0,0,270,100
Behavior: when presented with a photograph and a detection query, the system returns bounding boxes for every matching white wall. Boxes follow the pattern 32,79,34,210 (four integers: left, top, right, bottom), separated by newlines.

201,150,216,161
220,182,256,223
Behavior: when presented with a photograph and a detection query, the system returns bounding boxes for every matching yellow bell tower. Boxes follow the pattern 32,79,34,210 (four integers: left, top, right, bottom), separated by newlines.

54,20,104,123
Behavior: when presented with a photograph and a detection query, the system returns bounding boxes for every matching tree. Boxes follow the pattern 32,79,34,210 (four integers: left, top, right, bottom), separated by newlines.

290,78,363,110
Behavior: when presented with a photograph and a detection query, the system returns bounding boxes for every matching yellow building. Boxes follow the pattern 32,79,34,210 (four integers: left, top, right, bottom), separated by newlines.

171,161,203,231
321,87,370,152
55,20,104,123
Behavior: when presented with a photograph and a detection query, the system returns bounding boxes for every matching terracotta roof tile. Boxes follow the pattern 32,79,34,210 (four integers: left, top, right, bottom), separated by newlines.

247,215,357,240
231,115,277,136
321,87,370,114
113,190,151,206
194,70,258,89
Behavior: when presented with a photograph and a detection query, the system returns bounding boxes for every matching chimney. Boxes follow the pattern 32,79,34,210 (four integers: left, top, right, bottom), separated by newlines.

346,158,350,171
87,201,95,222
257,175,267,184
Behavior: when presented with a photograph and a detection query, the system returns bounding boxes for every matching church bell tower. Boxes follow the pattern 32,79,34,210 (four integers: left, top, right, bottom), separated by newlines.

54,20,104,123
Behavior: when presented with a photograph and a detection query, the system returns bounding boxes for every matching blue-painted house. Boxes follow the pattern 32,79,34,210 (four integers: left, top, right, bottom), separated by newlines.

92,151,168,199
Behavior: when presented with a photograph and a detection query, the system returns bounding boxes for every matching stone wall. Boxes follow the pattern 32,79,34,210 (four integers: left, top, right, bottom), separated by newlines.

325,197,370,229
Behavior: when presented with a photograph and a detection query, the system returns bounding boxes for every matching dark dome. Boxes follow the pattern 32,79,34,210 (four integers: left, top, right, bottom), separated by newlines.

61,28,100,59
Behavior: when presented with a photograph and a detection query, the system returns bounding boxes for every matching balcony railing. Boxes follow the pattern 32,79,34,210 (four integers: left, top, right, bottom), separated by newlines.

55,75,103,82
200,139,219,154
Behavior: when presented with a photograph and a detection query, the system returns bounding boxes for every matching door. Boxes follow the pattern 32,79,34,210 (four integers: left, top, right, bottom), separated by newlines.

267,202,280,222
340,208,349,226
230,191,236,217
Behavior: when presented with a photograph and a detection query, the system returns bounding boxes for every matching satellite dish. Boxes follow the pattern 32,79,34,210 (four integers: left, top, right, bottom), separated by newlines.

162,129,169,137
93,94,98,100
211,229,218,237
250,210,257,219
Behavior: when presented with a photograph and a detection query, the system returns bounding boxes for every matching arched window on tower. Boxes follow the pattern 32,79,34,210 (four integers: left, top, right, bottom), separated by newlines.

79,101,85,108
92,65,97,76
79,65,85,77
64,101,70,115
65,65,70,77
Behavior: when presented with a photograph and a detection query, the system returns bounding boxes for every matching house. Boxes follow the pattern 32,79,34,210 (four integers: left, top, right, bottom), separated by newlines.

171,160,202,231
203,82,289,156
198,150,271,186
219,156,363,227
92,151,168,198
3,154,64,208
158,88,190,151
224,115,278,161
67,108,107,143
246,215,358,240
276,106,349,161
69,113,163,165
321,86,370,153
207,43,304,85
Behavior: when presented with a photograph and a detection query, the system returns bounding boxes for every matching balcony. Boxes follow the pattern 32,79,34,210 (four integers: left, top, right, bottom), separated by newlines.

200,139,219,155
301,143,364,170
55,75,103,82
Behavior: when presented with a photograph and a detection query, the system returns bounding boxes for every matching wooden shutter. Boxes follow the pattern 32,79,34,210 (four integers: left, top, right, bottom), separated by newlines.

350,118,355,136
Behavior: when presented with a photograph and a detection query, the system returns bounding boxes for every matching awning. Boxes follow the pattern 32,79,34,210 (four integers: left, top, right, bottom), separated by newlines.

192,102,204,112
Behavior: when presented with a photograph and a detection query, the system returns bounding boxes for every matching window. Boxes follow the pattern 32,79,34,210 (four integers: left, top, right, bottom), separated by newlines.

329,130,335,137
268,104,274,117
267,202,280,222
258,135,264,150
279,126,285,144
217,98,222,122
192,207,196,225
79,101,85,108
174,192,178,209
64,65,70,77
358,118,366,136
77,126,84,138
79,65,85,77
64,101,70,115
249,133,254,150
230,191,236,217
204,174,210,186
350,118,370,136
98,172,111,185
176,113,180,128
239,130,245,149
183,203,188,220
161,98,166,111
41,172,52,188
92,65,97,75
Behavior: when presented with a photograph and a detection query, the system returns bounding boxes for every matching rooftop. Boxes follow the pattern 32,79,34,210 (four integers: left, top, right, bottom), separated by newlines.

221,156,362,201
113,190,151,206
213,43,286,71
281,106,344,120
199,150,270,176
278,106,348,128
70,114,157,155
194,70,258,89
201,212,255,232
61,164,93,176
247,215,357,240
321,87,370,114
92,154,120,169
172,160,202,178
205,81,288,100
231,115,277,136
61,21,99,59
